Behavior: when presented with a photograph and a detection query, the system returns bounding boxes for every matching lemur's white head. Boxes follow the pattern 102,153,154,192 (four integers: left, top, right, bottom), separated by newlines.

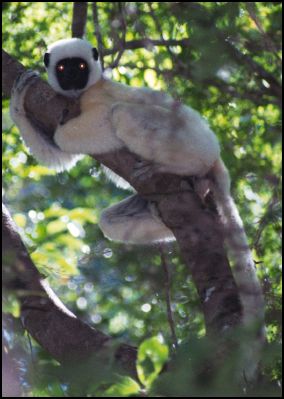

44,38,102,97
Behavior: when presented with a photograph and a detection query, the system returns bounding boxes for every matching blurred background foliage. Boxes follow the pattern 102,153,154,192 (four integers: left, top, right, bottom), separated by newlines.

2,2,282,397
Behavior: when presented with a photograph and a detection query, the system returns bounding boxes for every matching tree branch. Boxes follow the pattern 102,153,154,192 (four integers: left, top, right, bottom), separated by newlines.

2,49,81,138
93,149,243,336
92,2,105,70
2,49,26,97
104,38,190,56
72,2,88,38
2,204,138,377
3,50,244,372
159,245,178,350
246,2,281,62
224,39,282,101
108,2,127,69
102,31,281,104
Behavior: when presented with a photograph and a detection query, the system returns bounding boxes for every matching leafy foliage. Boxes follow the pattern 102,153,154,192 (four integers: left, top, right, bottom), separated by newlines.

2,2,282,397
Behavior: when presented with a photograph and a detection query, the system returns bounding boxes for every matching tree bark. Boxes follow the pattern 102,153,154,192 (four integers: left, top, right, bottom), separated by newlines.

72,2,88,38
3,50,243,374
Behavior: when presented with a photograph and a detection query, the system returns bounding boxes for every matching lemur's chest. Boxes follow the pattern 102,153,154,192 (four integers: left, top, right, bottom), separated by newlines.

54,100,123,155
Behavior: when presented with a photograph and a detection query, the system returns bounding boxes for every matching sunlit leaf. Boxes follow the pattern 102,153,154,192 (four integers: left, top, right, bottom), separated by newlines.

103,376,141,397
137,336,169,387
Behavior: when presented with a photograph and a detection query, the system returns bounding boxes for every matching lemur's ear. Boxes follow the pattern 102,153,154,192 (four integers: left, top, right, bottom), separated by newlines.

44,52,50,67
92,48,99,61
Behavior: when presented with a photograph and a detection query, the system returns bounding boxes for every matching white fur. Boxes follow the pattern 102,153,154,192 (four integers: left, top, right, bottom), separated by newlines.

46,38,102,97
99,195,175,244
54,79,220,177
10,72,81,171
101,165,133,191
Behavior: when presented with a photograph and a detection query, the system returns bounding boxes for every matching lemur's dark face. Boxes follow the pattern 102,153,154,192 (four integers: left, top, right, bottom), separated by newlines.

44,43,100,96
55,57,90,91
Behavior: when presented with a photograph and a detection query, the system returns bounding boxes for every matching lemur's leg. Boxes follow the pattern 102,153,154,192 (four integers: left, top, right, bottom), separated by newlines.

99,194,175,244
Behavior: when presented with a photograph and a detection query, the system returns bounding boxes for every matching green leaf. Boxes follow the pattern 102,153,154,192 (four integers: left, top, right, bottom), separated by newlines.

102,376,141,397
137,336,169,388
69,207,97,223
46,220,67,235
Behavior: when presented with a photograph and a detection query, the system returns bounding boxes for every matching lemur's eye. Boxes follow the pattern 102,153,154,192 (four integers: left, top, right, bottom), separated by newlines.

79,62,86,70
57,64,64,72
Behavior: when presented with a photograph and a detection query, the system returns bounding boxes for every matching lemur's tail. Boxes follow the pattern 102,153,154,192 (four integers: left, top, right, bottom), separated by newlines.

211,159,265,380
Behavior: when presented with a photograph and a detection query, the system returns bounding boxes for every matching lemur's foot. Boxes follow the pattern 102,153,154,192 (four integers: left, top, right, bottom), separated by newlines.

193,177,211,202
132,159,162,182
